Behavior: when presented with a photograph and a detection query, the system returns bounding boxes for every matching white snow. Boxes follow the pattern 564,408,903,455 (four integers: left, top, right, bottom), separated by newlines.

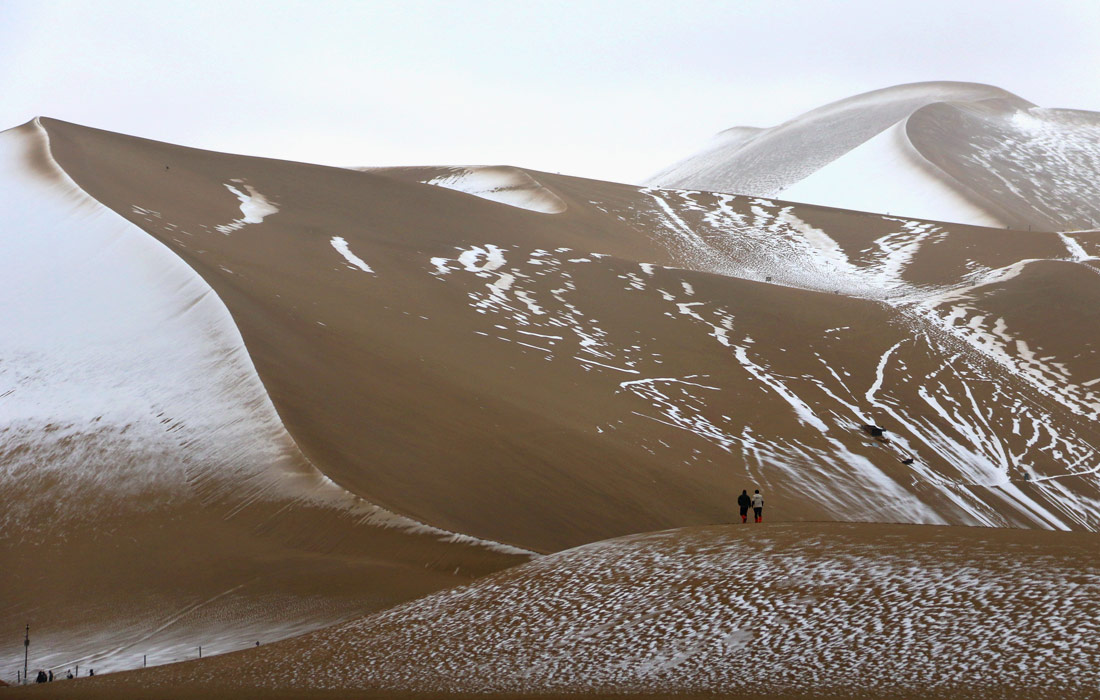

576,357,639,374
646,82,1100,230
423,166,566,214
457,244,507,273
214,180,279,234
777,121,1007,227
329,236,375,273
645,81,1017,198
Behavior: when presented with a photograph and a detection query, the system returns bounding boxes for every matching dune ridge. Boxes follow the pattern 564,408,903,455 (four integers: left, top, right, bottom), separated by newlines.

0,119,530,680
648,81,1100,231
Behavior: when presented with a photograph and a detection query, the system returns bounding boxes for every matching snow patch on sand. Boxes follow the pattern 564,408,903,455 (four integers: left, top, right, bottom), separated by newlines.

330,236,374,273
778,121,1007,227
214,180,278,234
423,166,566,214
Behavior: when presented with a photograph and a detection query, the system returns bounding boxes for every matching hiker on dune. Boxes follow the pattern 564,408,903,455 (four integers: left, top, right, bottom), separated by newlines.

737,489,752,523
751,489,764,523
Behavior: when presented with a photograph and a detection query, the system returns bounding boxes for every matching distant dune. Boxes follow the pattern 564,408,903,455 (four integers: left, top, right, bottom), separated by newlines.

4,81,1100,696
370,165,569,214
648,81,1100,231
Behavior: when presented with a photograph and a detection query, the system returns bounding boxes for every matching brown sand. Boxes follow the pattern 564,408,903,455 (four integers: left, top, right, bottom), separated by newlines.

40,118,1100,549
14,523,1098,700
5,117,1100,694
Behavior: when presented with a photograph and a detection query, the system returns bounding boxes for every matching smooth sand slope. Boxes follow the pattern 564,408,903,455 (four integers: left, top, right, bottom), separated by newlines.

0,120,528,680
648,81,1100,231
33,118,1100,551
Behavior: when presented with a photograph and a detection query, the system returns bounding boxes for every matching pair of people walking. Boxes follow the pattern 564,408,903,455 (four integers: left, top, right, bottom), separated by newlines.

737,489,764,523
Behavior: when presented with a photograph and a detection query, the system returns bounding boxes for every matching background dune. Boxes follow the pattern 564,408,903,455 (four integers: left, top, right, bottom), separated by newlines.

647,81,1100,231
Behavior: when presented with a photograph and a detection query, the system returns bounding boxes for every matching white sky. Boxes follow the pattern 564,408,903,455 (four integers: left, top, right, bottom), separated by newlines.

2,0,1099,183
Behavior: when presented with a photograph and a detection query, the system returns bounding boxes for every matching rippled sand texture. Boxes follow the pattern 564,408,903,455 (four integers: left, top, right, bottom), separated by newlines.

62,524,1100,700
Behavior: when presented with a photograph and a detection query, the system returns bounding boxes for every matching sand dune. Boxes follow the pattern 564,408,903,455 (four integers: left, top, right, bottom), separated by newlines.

35,117,1100,551
4,96,1100,694
648,81,1100,231
0,119,528,680
371,165,569,214
45,523,1100,699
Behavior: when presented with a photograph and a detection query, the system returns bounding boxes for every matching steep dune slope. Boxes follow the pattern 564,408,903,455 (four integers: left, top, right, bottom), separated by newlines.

907,101,1100,230
0,120,528,682
56,523,1100,699
35,119,1100,554
648,82,1100,231
646,82,1021,216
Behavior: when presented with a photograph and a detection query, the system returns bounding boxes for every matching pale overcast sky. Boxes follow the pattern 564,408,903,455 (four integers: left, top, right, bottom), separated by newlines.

2,0,1098,183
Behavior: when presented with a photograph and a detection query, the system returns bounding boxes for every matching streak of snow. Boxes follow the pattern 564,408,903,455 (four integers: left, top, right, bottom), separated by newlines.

329,236,374,273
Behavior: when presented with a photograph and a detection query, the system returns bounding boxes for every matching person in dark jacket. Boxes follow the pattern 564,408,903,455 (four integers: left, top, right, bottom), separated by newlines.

751,489,764,523
737,490,752,523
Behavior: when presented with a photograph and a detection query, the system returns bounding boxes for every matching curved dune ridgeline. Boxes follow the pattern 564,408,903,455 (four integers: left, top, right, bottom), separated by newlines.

0,119,528,681
648,81,1100,231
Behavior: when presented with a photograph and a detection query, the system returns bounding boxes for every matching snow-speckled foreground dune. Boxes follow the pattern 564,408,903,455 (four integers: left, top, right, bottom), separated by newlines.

648,81,1100,231
50,523,1100,699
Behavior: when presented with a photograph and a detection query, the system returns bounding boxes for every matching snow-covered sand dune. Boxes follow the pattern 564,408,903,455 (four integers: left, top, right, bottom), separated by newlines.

92,523,1100,699
365,164,568,214
648,81,1100,231
7,107,1100,694
32,116,1100,551
0,120,528,681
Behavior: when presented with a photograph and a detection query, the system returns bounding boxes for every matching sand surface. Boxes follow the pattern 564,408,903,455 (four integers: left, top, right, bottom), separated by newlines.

15,523,1099,699
3,99,1100,696
0,119,527,680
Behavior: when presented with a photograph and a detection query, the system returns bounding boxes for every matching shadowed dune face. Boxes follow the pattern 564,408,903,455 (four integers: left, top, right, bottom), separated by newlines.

64,523,1100,698
0,120,528,681
34,117,1100,558
648,81,1100,231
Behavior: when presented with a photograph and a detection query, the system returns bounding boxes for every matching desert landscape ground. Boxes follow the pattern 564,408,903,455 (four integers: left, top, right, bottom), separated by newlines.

3,82,1100,698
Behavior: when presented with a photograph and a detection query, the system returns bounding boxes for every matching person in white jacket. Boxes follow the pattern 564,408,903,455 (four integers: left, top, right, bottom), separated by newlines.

751,489,764,523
